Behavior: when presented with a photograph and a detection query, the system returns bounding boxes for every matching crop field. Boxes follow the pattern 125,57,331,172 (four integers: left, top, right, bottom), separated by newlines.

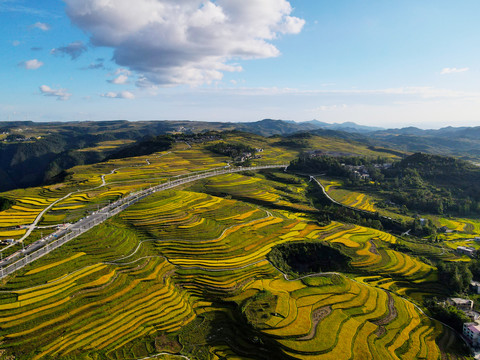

0,138,467,359
319,225,442,301
0,182,463,359
0,145,232,242
76,139,136,153
320,179,377,212
200,171,318,214
229,275,446,360
427,216,480,236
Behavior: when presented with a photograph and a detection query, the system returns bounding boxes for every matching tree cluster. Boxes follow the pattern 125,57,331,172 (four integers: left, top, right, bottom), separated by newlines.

206,142,256,159
425,299,471,332
0,197,14,212
268,242,352,277
437,262,472,294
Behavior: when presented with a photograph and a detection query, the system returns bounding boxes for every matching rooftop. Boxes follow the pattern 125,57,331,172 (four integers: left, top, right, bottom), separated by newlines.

451,298,473,305
458,246,475,251
466,323,480,334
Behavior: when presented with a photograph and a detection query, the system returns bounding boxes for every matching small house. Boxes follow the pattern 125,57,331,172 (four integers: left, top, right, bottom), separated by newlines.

471,281,480,295
465,310,480,322
457,246,476,257
449,297,474,311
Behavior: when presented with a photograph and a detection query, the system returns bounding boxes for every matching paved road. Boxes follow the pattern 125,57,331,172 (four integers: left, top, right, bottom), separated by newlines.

0,164,287,279
308,176,342,206
18,192,78,243
16,166,120,245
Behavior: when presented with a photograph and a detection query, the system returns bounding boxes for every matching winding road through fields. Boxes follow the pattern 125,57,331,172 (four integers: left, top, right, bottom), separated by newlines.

0,164,287,279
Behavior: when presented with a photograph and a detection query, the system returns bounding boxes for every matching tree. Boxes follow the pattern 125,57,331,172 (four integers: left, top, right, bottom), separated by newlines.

437,262,472,294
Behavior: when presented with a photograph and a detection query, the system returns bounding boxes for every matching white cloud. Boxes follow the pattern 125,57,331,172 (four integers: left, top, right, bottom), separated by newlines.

101,91,135,99
12,40,20,46
32,22,51,31
440,67,469,75
107,69,131,84
19,59,44,70
39,85,72,101
64,0,305,86
51,41,87,60
81,61,104,70
109,74,129,84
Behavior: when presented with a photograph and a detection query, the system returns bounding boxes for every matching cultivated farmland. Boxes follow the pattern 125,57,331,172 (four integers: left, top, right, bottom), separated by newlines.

0,134,471,359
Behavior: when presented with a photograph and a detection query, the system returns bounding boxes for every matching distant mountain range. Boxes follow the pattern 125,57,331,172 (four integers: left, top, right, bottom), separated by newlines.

2,118,480,192
302,120,385,133
245,119,480,161
241,120,480,160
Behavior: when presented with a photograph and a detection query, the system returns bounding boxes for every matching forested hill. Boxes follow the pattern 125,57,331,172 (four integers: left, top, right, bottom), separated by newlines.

394,153,478,180
385,153,480,214
0,121,174,191
368,127,480,160
290,152,480,215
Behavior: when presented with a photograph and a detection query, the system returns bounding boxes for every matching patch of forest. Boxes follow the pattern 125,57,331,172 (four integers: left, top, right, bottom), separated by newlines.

290,152,480,216
106,135,173,160
206,142,256,159
268,242,352,277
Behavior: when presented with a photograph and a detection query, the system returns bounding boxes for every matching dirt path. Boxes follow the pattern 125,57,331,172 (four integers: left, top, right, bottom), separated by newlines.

135,352,191,360
369,240,379,255
298,306,332,340
373,292,397,337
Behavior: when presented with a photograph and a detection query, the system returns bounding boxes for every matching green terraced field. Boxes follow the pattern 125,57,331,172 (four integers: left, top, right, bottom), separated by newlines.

0,135,471,360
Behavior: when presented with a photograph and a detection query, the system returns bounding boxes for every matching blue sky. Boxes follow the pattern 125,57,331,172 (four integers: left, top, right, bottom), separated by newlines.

2,0,480,128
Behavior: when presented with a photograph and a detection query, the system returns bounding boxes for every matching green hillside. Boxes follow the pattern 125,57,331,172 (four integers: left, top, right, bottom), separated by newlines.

0,130,473,360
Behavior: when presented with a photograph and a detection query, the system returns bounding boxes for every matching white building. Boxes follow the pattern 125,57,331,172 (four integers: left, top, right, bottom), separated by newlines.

464,322,480,347
472,281,480,295
449,297,474,311
457,246,476,257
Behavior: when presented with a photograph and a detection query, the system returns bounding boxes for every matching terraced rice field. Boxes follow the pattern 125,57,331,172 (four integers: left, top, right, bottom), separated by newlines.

319,225,441,300
228,275,446,360
319,180,377,212
428,216,480,236
0,146,231,242
0,182,463,359
202,172,317,214
0,140,466,359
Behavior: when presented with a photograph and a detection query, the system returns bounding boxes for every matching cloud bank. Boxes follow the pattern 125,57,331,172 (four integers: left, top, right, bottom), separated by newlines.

64,0,305,86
